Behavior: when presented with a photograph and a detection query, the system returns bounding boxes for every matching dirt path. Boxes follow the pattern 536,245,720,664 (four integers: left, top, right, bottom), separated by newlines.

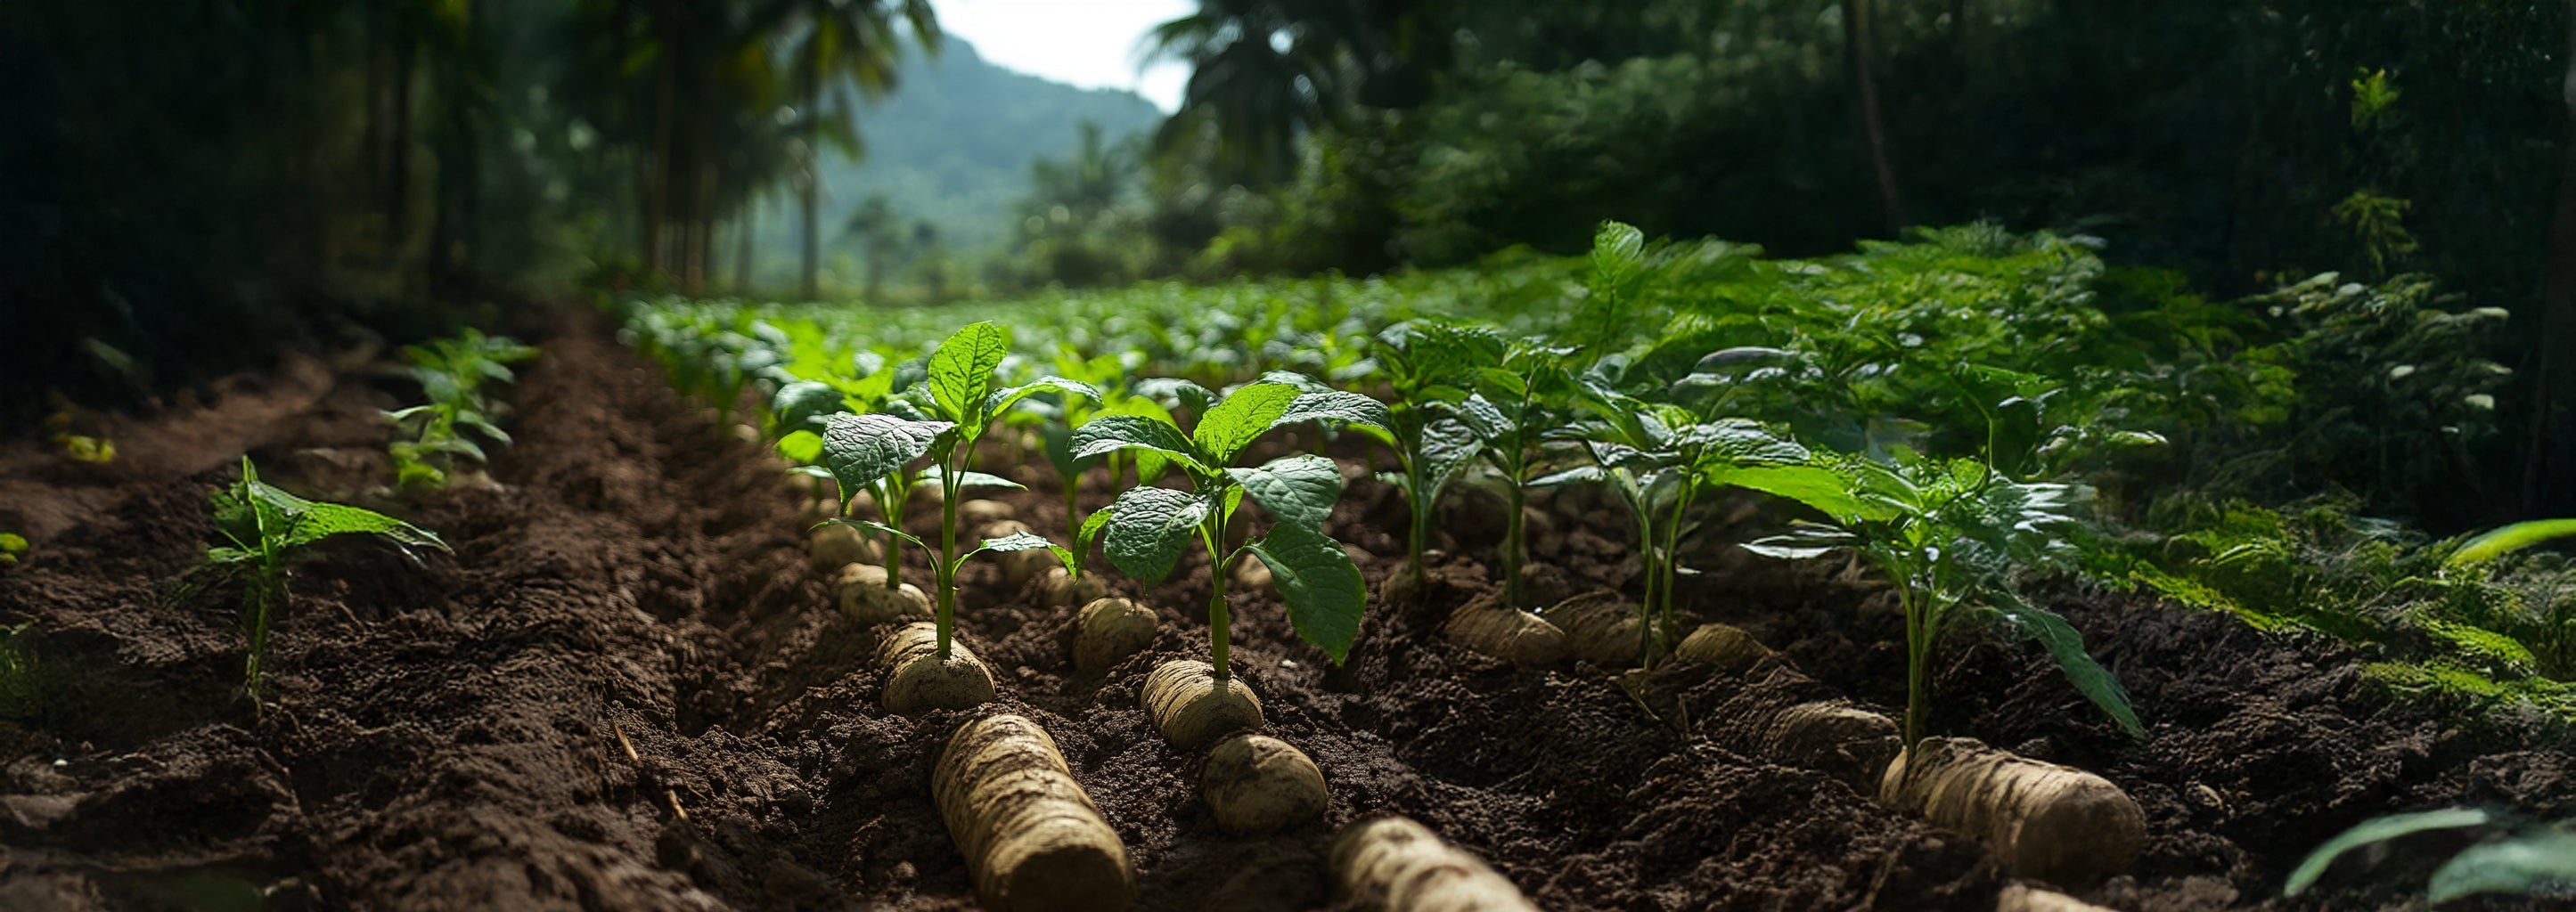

0,322,2564,911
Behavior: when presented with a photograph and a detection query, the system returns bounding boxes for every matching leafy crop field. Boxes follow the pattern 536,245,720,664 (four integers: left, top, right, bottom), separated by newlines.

0,224,2568,910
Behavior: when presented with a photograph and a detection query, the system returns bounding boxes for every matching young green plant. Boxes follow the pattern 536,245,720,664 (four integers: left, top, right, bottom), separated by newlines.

1370,321,1499,592
385,330,537,490
818,323,1098,658
196,457,446,712
1747,451,2145,746
1448,339,1579,607
1074,378,1393,679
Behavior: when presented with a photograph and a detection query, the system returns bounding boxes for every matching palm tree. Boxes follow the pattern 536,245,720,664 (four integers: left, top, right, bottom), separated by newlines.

774,0,938,301
1145,0,1378,187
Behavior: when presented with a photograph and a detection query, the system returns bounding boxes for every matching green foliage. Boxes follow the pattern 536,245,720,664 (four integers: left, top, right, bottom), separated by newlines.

198,458,446,712
2451,519,2576,569
2131,500,2576,723
1752,452,2143,745
0,533,25,566
1078,379,1390,672
2288,807,2576,904
387,330,538,491
818,322,1099,656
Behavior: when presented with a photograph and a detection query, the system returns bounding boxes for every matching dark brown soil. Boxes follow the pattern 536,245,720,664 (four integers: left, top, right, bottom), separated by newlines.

0,320,2563,911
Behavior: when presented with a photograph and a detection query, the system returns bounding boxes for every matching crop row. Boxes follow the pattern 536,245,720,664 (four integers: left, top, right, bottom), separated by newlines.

617,224,2576,908
618,240,2174,908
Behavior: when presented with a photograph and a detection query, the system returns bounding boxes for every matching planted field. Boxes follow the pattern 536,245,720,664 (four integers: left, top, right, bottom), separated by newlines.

2,228,2571,911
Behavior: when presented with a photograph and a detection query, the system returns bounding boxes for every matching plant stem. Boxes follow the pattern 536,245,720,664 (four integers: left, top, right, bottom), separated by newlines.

1631,484,1658,666
1654,486,1690,665
1205,507,1231,680
935,451,962,659
878,476,904,590
1901,584,1927,749
1501,468,1527,607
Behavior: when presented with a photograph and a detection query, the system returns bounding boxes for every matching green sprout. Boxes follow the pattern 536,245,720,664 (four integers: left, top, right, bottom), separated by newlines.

817,322,1099,657
1075,377,1392,678
1749,451,2144,746
197,458,446,712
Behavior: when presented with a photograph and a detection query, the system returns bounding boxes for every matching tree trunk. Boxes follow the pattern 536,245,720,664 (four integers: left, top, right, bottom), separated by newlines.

1842,0,1906,234
802,47,824,302
2526,0,2576,515
684,114,714,293
645,4,676,276
737,197,758,296
387,28,418,259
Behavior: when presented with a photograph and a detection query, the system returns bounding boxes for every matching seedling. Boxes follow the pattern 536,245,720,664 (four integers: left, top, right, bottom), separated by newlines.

1370,321,1499,590
1748,451,2144,746
1448,338,1578,607
1553,379,1846,664
1024,346,1174,548
1075,377,1393,677
0,533,26,566
817,322,1099,658
196,457,446,712
385,330,536,490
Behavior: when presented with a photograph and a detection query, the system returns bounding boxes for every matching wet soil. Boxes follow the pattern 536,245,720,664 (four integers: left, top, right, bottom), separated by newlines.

0,320,2564,911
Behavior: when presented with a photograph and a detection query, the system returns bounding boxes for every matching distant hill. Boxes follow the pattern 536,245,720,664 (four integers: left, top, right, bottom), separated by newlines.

741,38,1164,292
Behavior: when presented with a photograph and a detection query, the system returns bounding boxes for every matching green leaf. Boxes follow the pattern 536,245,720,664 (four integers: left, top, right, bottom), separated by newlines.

1072,413,1205,471
1245,522,1366,664
824,517,926,550
2449,519,2576,568
1711,464,1878,519
926,322,1008,424
821,413,953,508
1136,377,1217,416
216,459,446,555
776,429,823,465
1415,416,1480,501
1193,382,1301,465
961,530,1072,575
1229,454,1345,531
2285,808,2492,896
1279,390,1396,440
772,380,846,436
1074,506,1116,575
2427,828,2576,902
1986,594,2146,739
984,377,1104,422
916,465,1027,491
1102,487,1210,583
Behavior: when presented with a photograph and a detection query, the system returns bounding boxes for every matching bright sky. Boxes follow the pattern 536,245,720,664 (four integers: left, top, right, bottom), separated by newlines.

934,0,1196,112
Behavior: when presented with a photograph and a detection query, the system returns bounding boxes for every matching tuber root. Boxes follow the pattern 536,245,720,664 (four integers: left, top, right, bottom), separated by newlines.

809,522,883,574
879,621,998,713
1673,623,1774,672
982,519,1055,588
1540,590,1641,668
1201,733,1327,835
958,498,1016,528
1040,566,1110,608
1140,659,1263,749
1441,594,1566,668
1995,884,2118,912
1879,737,2146,888
1330,816,1538,912
837,563,931,625
934,713,1135,912
1230,552,1273,592
1073,598,1157,674
1763,700,1900,790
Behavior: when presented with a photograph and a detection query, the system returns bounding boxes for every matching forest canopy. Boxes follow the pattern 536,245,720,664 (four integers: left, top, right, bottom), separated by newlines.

4,0,2573,521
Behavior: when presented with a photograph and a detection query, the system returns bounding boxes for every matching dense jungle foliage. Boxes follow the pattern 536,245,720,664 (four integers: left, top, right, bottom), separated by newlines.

5,0,2574,524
